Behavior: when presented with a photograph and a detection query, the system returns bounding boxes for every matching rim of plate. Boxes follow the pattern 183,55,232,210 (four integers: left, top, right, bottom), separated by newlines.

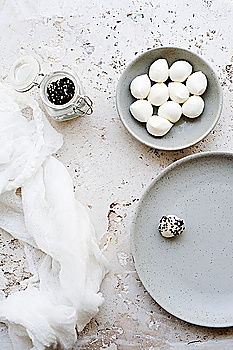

131,151,233,327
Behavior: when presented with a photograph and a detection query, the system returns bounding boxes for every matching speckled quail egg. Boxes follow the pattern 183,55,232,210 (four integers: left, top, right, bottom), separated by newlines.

158,215,185,238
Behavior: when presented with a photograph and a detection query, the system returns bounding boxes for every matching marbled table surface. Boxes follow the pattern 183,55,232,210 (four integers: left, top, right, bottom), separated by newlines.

0,0,233,349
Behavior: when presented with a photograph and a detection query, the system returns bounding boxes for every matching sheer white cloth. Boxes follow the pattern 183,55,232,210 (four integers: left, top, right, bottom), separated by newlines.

0,84,107,350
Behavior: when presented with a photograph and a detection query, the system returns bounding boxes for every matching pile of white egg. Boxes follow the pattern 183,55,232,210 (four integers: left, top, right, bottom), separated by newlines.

129,59,208,137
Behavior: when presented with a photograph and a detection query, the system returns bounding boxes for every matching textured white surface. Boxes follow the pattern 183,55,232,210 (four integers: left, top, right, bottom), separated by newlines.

0,0,233,349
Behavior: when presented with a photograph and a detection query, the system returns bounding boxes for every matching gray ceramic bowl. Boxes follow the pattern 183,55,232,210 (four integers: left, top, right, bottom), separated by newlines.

116,47,222,151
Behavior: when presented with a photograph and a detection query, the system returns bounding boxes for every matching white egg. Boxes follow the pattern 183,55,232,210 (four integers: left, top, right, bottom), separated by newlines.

130,74,151,99
149,59,169,82
169,60,192,82
168,82,189,103
182,96,204,118
158,101,182,123
148,83,169,106
146,115,173,137
186,71,207,95
129,100,153,122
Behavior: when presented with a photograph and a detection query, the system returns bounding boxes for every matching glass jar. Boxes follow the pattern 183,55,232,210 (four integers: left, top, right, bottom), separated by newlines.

9,56,93,121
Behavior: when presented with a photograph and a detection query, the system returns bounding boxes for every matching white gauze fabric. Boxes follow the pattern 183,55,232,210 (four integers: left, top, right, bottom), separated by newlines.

0,84,107,350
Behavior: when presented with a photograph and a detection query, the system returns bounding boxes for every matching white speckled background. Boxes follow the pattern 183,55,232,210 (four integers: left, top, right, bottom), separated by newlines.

0,0,233,349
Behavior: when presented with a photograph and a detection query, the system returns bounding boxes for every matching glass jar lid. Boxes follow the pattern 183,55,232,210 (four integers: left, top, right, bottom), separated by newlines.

9,56,40,92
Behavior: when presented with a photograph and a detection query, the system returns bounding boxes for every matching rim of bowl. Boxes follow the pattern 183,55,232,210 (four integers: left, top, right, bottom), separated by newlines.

116,46,223,151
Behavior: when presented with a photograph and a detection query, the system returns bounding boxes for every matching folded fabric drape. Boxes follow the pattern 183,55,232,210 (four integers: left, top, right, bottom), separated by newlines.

0,84,107,350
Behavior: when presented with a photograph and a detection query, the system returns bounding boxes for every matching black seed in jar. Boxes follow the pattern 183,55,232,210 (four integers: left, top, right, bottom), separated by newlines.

47,77,75,105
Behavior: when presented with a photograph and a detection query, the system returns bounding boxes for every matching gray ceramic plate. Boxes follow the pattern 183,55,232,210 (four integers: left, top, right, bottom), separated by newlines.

132,152,233,327
116,47,222,151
